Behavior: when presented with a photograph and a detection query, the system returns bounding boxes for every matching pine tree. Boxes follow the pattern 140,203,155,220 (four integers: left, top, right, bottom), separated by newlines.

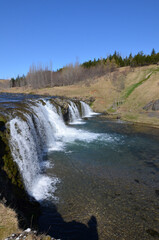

151,48,156,56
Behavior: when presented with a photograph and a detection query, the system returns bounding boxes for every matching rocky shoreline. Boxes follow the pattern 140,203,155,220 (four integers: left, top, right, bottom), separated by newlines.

5,228,57,240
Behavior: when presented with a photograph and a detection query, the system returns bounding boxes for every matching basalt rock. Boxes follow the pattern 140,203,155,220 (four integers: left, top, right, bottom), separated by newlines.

50,97,70,122
50,96,94,122
71,96,95,106
152,99,159,111
143,99,159,111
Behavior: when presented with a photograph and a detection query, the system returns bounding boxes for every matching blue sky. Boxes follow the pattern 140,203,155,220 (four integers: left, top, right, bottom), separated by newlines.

0,0,159,79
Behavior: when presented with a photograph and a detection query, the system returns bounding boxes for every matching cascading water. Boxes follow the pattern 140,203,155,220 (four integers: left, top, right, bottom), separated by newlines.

68,101,82,124
9,108,59,201
80,101,99,118
8,99,101,201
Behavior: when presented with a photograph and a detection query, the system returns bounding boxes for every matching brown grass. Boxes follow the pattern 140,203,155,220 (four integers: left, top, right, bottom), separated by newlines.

1,64,159,127
0,79,10,89
0,203,52,239
0,203,20,239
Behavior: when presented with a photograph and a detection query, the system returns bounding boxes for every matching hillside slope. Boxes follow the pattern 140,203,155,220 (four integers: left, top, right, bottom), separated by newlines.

1,64,159,127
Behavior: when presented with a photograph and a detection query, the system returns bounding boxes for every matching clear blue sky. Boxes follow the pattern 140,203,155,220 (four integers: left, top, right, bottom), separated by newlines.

0,0,159,79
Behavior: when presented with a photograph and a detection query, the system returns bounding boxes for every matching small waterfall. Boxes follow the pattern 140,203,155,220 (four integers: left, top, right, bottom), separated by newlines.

80,101,96,117
8,100,64,201
8,99,100,201
68,101,82,124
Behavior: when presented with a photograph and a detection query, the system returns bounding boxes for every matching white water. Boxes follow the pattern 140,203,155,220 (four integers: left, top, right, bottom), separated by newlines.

68,101,82,124
80,101,100,117
9,99,102,201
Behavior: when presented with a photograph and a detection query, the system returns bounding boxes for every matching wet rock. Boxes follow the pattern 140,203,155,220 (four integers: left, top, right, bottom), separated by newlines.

70,96,95,105
0,126,40,230
50,96,94,122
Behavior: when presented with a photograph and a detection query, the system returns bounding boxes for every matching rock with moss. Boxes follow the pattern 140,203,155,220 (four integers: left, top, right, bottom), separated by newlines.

50,97,70,122
0,125,23,189
0,117,40,230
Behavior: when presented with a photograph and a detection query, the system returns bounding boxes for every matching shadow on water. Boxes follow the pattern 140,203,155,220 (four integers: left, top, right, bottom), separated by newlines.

39,203,99,240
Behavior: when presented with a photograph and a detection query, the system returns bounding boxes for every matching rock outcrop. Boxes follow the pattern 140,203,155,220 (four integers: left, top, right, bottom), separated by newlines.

143,99,159,111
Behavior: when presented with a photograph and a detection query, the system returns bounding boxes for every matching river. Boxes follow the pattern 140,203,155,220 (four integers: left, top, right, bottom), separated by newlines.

0,93,159,240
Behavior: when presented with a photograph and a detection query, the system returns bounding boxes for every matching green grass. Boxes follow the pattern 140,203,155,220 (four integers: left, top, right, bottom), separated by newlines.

123,72,152,99
123,113,138,121
107,107,116,113
123,67,159,100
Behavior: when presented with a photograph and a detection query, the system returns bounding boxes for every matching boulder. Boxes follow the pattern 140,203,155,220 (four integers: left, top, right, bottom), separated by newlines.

143,99,159,111
152,99,159,111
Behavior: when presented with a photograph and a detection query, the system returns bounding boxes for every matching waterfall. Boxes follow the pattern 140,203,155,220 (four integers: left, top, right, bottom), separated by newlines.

8,99,99,201
80,101,99,118
68,101,82,124
9,106,59,201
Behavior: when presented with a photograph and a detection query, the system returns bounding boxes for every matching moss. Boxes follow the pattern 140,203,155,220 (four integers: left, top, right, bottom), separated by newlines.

123,113,138,121
0,116,7,124
0,127,24,190
89,101,94,108
107,107,116,113
123,69,159,100
2,154,23,189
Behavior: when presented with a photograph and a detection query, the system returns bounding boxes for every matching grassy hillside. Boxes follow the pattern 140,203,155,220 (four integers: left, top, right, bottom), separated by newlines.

0,203,20,239
1,64,159,127
0,79,10,89
0,203,54,239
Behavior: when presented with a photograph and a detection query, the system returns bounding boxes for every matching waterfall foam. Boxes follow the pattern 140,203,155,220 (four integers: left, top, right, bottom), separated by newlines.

8,99,100,201
80,101,99,117
68,101,82,124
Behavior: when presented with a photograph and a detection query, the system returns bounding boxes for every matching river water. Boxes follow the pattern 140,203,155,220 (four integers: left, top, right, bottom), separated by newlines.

0,93,159,240
39,118,159,240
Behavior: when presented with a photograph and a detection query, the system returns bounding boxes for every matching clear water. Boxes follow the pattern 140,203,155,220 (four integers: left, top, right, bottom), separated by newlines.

0,92,43,103
1,93,159,240
39,118,159,240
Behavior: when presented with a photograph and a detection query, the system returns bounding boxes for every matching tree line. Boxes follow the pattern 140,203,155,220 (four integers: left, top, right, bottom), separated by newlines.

10,49,159,89
82,48,159,68
10,61,117,88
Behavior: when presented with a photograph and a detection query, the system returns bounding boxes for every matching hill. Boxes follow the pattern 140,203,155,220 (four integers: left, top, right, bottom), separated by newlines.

1,64,159,127
0,79,10,89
